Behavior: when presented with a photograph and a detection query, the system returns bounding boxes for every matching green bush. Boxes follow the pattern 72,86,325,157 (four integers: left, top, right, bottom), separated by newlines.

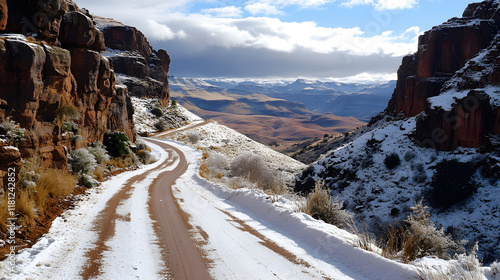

384,153,401,170
151,107,163,117
103,132,129,158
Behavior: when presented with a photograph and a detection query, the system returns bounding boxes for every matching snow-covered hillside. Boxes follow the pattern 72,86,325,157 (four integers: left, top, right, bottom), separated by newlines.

296,115,500,263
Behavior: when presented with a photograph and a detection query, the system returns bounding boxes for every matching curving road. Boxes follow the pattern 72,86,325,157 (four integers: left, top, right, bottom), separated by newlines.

2,137,417,280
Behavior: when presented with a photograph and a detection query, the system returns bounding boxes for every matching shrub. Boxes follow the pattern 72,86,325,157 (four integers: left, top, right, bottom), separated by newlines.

0,117,25,145
384,153,401,170
382,199,463,263
136,150,154,164
68,148,97,175
151,107,163,117
301,180,353,228
231,152,266,183
171,99,177,107
430,160,476,208
188,133,201,144
16,191,36,228
103,131,129,157
87,142,110,165
58,103,81,121
154,119,169,132
206,152,229,176
404,151,416,162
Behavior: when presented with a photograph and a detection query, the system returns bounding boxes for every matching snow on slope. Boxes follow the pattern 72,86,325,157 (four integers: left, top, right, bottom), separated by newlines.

151,139,420,280
161,120,306,174
297,115,500,265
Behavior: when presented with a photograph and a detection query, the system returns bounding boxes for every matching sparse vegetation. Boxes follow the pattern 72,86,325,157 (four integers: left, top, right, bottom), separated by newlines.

103,131,130,158
301,180,353,228
155,119,169,132
58,103,81,121
151,107,163,117
1,157,77,230
381,199,463,263
0,117,26,145
430,159,476,208
415,245,485,280
188,133,201,144
384,153,401,170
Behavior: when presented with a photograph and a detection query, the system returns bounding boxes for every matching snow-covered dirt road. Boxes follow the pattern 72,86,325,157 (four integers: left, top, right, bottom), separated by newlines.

0,138,418,280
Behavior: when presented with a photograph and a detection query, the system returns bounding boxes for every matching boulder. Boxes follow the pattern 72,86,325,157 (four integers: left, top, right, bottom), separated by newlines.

102,25,152,60
0,144,21,191
59,11,104,51
0,37,46,127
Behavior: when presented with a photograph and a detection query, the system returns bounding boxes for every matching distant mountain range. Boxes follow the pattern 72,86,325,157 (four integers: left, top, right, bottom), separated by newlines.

168,76,389,150
200,78,396,122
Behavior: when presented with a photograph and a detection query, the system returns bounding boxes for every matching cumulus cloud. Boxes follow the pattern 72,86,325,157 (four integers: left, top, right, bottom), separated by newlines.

245,3,284,16
244,0,336,15
201,6,243,18
145,14,418,57
73,0,419,78
341,0,418,10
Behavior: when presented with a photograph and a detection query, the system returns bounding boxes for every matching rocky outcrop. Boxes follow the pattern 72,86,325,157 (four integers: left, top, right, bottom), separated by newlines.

94,16,171,104
384,0,500,151
0,0,138,187
386,1,500,117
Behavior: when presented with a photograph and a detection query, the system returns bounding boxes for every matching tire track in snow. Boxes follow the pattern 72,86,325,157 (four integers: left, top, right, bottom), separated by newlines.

145,138,212,280
80,149,178,279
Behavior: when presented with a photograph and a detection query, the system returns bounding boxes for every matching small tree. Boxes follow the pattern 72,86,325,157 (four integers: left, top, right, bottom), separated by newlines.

103,131,129,157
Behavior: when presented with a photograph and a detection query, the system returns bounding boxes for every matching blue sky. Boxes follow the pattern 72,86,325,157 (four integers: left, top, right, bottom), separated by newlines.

75,0,476,81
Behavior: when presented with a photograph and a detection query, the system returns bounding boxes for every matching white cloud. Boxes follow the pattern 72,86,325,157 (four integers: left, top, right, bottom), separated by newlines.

375,0,418,10
146,14,417,57
245,3,284,15
341,0,374,8
73,0,419,78
341,0,418,10
201,6,243,18
244,0,336,16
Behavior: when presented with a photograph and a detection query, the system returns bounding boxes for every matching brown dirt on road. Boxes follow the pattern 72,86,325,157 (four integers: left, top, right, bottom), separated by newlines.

80,150,177,279
145,138,212,280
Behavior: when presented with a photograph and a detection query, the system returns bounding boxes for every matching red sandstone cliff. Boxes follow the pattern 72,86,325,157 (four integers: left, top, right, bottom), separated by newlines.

0,0,170,188
385,0,500,151
94,16,171,104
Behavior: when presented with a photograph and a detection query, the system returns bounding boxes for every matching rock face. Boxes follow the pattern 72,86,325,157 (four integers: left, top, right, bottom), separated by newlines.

0,0,138,187
385,0,500,150
95,16,170,104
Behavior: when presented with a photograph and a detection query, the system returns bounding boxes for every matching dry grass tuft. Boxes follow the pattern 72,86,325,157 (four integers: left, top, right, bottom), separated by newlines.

16,191,36,228
199,162,210,179
301,180,353,229
0,197,9,233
